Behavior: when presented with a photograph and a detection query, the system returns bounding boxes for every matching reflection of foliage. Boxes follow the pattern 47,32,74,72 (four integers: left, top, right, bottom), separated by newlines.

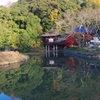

0,55,100,100
0,57,44,100
30,70,55,100
59,66,100,100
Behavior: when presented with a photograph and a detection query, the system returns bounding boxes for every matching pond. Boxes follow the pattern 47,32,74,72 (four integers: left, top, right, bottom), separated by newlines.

0,51,100,100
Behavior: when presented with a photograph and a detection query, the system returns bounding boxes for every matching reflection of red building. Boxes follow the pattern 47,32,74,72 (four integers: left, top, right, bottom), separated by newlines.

66,57,95,73
66,57,79,72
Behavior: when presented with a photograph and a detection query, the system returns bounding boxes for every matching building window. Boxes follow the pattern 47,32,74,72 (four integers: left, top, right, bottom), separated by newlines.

49,38,54,42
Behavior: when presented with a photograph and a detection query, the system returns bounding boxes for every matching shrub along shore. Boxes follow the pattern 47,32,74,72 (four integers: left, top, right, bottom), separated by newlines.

0,51,29,66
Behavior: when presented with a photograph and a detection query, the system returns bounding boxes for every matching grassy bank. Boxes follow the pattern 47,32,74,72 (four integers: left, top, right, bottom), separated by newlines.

0,51,29,65
65,47,100,55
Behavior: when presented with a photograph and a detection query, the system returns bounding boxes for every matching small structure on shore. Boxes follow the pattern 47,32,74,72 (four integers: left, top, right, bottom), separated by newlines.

41,30,65,57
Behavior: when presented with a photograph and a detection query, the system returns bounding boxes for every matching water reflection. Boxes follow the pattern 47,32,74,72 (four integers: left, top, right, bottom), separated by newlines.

0,63,22,71
65,57,97,75
43,51,66,66
0,52,100,100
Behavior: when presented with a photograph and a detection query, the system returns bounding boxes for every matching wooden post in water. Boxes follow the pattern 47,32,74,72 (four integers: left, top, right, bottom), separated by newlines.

53,45,55,57
46,45,47,57
56,45,58,57
46,45,50,57
46,44,59,57
48,45,50,57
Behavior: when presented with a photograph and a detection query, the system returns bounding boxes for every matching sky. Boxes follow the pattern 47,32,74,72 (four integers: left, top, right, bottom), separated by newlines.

0,0,18,6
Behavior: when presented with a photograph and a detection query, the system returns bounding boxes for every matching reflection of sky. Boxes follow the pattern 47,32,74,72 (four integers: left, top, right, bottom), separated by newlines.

0,93,22,100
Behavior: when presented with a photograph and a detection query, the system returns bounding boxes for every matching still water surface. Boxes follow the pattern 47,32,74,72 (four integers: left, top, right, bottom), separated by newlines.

0,52,100,100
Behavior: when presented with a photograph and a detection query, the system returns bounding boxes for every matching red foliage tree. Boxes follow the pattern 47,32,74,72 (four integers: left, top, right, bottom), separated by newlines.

64,32,92,47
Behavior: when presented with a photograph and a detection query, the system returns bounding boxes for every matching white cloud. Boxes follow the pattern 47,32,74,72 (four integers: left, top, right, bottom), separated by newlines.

0,0,18,6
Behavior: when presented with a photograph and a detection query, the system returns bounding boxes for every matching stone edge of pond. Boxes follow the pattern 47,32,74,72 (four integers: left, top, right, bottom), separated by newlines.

0,53,29,66
63,50,100,59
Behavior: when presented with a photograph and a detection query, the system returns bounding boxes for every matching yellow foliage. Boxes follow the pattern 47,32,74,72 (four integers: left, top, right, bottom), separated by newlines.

31,39,42,48
11,33,19,48
87,0,100,5
66,0,69,1
50,9,59,21
32,41,36,47
86,19,91,25
58,74,62,79
53,80,60,91
12,44,17,48
92,0,100,5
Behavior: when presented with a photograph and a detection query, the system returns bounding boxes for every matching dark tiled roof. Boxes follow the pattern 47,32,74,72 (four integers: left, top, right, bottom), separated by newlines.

68,25,96,34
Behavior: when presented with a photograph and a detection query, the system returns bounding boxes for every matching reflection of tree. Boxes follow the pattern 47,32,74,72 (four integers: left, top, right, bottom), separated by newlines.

66,57,79,72
53,69,63,92
0,57,44,100
0,55,100,100
59,67,100,100
30,70,55,100
45,56,100,100
65,56,98,75
33,65,100,100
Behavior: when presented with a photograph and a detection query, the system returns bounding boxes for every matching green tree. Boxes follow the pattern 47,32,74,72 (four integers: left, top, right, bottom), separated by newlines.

0,6,42,51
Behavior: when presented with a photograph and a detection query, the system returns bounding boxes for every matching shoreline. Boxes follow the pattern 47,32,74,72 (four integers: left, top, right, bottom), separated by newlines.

64,50,100,59
0,51,29,66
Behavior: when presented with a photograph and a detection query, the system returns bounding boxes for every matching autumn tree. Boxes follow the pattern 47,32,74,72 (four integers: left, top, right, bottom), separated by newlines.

89,0,100,6
50,9,59,22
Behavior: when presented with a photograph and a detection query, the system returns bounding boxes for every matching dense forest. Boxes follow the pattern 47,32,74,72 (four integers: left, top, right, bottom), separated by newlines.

0,0,100,51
